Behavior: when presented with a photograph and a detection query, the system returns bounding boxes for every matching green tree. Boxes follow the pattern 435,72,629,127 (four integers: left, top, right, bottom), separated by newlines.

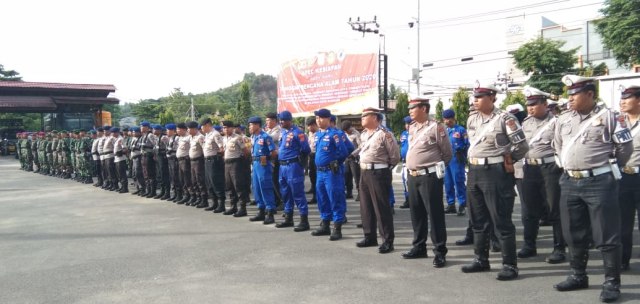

229,81,252,125
500,90,526,110
512,37,578,95
577,62,609,77
595,0,640,68
435,98,444,122
158,109,175,125
451,88,470,128
0,64,22,81
389,92,409,136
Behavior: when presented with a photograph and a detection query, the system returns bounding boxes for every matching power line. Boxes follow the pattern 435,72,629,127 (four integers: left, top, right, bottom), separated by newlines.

424,0,569,25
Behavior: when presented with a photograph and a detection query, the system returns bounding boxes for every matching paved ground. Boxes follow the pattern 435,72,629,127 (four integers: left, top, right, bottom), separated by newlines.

1,156,640,304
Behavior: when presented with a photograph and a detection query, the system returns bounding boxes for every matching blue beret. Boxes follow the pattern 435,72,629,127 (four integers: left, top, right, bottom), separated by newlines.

248,116,262,124
152,124,163,130
110,127,120,133
140,121,151,127
213,125,222,131
96,127,104,132
88,130,97,134
103,125,111,130
403,116,412,124
330,115,337,122
165,123,176,130
442,109,455,119
131,127,141,132
314,108,332,118
278,111,293,121
239,125,246,130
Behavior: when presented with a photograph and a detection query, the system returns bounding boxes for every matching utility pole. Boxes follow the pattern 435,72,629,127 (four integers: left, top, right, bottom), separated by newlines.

408,1,421,95
497,71,513,94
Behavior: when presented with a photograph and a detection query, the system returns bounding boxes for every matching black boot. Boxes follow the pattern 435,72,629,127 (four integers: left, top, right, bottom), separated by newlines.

399,200,410,209
263,210,275,225
311,220,331,236
554,248,589,291
233,202,247,217
213,200,226,213
160,187,171,200
188,194,199,206
168,189,177,201
145,183,156,198
498,234,518,280
118,184,129,193
276,212,294,228
177,193,190,205
172,190,182,202
600,248,622,303
329,223,342,241
223,202,238,215
456,225,474,245
205,198,218,211
153,186,165,199
461,233,491,273
250,208,266,222
196,195,209,208
294,215,310,232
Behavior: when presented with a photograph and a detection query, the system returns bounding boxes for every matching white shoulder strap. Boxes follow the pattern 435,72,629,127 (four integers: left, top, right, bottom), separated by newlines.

468,114,502,154
530,117,557,143
560,109,609,166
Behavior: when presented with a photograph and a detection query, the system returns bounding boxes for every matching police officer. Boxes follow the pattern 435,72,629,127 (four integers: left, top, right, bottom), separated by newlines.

442,109,469,216
187,121,208,208
102,128,117,190
553,76,632,303
153,125,171,200
100,126,113,187
164,124,182,202
518,86,566,264
401,99,452,267
275,111,312,231
201,118,226,211
306,118,319,205
129,127,145,196
247,117,278,224
92,128,104,186
265,112,283,210
311,109,349,241
221,121,251,216
399,116,411,209
461,81,529,281
619,85,640,272
352,108,400,253
176,123,193,204
112,127,128,193
140,122,158,198
342,120,361,200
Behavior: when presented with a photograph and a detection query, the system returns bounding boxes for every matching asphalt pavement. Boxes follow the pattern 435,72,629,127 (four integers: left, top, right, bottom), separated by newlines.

1,156,639,304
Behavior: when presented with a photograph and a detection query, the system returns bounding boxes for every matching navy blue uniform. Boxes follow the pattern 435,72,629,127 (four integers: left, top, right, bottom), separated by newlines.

315,128,349,223
279,125,311,216
251,131,276,211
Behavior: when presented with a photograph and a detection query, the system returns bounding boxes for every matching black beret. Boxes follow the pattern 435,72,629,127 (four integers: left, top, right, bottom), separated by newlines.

200,117,212,125
96,127,104,132
222,120,235,127
187,121,199,129
177,123,188,129
306,117,316,125
265,112,278,119
122,127,129,132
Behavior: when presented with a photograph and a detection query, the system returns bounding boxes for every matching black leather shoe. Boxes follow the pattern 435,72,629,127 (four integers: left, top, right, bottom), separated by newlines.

554,275,589,291
356,238,378,248
455,236,473,246
496,265,519,281
517,247,537,258
457,206,466,216
444,204,456,214
378,242,394,254
346,192,354,199
546,250,566,264
399,201,410,209
308,198,317,205
233,209,247,217
600,280,621,303
356,223,363,228
402,247,427,259
223,208,237,215
461,259,490,273
433,255,446,268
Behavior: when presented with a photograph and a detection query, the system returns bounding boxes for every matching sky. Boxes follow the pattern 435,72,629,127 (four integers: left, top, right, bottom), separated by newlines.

2,0,604,105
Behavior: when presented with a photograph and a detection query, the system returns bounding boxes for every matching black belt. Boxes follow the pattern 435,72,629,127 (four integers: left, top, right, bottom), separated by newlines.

225,158,242,164
279,157,300,165
317,165,332,171
190,156,203,162
167,155,177,160
205,155,221,160
132,155,141,159
178,156,189,161
100,151,113,155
